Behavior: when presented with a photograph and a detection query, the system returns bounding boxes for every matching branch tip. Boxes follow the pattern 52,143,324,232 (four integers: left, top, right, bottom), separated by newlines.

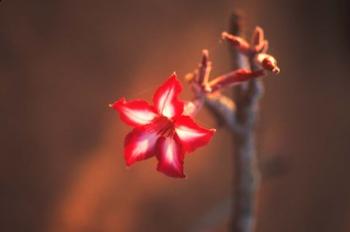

202,49,209,57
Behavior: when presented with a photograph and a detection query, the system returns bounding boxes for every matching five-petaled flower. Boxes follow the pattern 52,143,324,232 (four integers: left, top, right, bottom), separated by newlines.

111,74,215,178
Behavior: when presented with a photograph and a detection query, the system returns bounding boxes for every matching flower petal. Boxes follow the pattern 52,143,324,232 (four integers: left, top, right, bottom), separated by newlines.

112,98,158,127
153,74,184,118
156,136,185,178
124,127,159,166
174,116,215,152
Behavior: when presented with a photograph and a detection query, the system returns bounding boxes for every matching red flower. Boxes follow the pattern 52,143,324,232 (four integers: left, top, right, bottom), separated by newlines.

111,74,215,178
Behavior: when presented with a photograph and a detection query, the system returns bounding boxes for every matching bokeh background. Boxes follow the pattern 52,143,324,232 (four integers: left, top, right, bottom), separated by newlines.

1,0,350,231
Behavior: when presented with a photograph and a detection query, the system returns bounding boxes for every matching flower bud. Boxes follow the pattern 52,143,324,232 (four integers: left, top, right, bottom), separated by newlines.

255,53,280,74
222,31,251,55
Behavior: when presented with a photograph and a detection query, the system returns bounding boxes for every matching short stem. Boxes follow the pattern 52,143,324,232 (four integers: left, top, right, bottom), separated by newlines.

208,69,265,93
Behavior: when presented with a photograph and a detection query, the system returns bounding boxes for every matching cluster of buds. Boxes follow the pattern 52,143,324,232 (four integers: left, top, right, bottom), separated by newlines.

186,27,279,98
185,51,265,97
222,26,280,74
184,26,280,131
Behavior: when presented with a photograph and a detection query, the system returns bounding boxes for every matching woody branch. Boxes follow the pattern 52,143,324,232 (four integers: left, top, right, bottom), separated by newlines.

185,14,280,232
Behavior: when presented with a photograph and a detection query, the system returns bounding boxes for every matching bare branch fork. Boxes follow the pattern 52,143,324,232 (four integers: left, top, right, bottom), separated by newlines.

184,14,280,232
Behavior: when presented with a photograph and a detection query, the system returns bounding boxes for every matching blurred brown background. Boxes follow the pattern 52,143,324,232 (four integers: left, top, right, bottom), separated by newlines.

1,0,350,231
